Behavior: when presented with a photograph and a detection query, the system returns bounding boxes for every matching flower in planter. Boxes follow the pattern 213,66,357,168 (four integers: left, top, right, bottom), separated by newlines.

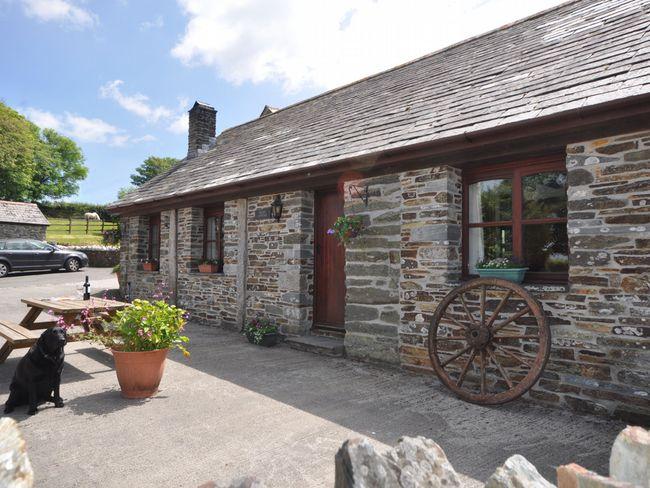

241,317,278,345
475,256,527,269
328,215,364,245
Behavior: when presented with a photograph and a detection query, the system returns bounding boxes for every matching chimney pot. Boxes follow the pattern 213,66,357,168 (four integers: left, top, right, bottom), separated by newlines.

188,101,216,158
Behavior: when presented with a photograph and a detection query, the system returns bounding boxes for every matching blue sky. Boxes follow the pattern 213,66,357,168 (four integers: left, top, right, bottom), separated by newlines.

0,0,565,204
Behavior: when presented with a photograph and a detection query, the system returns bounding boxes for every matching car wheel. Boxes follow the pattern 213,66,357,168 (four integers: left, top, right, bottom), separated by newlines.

65,258,81,272
0,262,8,278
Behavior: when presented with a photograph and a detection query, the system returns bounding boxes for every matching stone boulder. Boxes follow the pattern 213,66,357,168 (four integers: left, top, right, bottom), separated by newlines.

485,454,555,488
556,463,636,488
610,426,650,488
334,436,461,488
0,418,33,488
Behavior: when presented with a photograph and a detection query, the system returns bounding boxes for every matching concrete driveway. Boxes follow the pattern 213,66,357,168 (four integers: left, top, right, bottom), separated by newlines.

0,270,625,487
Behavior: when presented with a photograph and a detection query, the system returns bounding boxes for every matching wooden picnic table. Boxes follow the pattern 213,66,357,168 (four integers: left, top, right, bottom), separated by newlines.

19,297,129,332
0,297,129,363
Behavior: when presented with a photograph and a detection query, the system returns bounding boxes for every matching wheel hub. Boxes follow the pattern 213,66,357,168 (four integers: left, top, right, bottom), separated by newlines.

466,326,491,349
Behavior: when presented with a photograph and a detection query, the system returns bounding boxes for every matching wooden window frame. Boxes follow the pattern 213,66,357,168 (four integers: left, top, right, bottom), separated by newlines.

203,205,224,273
462,156,568,283
148,214,161,262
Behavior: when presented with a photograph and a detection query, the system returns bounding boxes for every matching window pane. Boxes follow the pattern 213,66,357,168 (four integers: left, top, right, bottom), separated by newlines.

206,242,217,260
523,171,567,219
468,179,512,223
523,223,568,272
468,226,513,274
207,217,216,241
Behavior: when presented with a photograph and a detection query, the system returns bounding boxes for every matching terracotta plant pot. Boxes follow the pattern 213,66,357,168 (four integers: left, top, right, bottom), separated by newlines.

142,262,158,272
111,348,168,398
198,263,219,273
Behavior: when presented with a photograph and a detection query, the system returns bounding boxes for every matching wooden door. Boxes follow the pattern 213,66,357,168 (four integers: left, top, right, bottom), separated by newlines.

314,189,346,331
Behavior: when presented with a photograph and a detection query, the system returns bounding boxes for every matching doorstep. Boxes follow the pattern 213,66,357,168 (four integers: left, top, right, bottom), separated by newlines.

285,335,346,357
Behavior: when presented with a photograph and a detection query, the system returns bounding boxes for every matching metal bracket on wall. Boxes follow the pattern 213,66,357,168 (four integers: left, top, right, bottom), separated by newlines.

348,185,370,206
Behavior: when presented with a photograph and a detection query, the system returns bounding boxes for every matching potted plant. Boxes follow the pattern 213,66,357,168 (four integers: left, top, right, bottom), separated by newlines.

327,215,364,245
198,259,221,273
242,317,279,347
86,299,189,398
142,258,159,272
475,257,528,284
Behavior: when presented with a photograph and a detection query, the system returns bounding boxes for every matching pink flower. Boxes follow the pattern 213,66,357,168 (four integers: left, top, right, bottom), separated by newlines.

137,329,145,337
327,228,335,235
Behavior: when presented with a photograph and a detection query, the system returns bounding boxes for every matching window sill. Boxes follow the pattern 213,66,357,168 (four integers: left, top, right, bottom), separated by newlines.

450,280,568,293
191,271,225,276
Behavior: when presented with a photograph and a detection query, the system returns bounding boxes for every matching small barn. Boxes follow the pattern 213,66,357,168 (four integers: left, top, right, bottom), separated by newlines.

0,201,49,241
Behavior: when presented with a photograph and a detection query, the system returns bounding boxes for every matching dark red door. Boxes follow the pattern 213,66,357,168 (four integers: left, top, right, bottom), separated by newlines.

314,189,346,330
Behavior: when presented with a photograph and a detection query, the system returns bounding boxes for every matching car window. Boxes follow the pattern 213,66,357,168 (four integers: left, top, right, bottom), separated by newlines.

0,241,5,250
5,241,24,250
28,240,48,250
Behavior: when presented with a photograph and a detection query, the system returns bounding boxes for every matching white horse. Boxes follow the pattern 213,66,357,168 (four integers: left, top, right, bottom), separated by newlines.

84,212,101,221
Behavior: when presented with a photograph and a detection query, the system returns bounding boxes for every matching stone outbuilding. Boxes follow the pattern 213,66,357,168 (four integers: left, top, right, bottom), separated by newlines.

109,0,650,423
0,201,49,241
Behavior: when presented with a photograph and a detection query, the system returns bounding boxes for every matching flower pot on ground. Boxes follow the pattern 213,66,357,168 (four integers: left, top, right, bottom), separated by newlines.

85,299,189,399
475,257,528,284
198,259,221,273
242,317,279,347
142,261,158,272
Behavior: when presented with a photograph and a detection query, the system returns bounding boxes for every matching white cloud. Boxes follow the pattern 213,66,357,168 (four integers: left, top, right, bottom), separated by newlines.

20,0,96,28
100,80,173,123
167,113,188,135
172,0,566,92
21,107,153,147
140,14,164,31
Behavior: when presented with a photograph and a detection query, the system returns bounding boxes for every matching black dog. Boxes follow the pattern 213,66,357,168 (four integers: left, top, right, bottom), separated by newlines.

4,327,67,415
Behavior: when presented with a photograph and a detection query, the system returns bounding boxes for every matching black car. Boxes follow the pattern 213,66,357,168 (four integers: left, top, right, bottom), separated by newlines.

0,239,89,278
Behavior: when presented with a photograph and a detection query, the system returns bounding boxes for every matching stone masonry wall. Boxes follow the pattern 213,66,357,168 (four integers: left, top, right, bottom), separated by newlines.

0,223,46,241
246,191,314,335
344,175,402,364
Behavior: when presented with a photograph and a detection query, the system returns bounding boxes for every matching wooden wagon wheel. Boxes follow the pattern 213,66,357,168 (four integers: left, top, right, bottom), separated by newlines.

428,278,550,405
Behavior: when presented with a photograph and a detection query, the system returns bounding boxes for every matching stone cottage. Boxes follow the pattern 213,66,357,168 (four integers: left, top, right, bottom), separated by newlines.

109,0,650,422
0,201,49,240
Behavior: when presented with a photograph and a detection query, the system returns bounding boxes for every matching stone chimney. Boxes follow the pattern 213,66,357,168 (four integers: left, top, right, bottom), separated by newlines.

187,101,216,158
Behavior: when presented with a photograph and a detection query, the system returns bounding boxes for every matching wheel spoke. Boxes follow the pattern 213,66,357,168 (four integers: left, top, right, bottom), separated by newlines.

492,306,531,333
441,345,472,367
459,294,477,327
479,350,486,394
441,313,471,330
480,286,487,325
492,335,539,340
486,347,513,389
492,344,535,368
434,336,466,341
456,349,477,388
485,290,512,328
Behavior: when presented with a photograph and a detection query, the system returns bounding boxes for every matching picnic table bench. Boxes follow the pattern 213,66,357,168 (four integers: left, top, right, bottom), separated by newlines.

0,297,129,364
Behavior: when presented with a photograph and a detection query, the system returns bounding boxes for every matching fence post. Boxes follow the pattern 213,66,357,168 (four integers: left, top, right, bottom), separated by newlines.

101,221,105,232
68,217,72,234
85,220,89,235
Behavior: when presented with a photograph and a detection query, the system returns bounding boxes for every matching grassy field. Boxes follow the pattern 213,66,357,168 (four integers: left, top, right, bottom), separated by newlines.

46,217,118,246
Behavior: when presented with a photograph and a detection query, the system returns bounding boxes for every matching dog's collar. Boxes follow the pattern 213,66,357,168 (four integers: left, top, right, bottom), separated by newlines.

34,343,59,364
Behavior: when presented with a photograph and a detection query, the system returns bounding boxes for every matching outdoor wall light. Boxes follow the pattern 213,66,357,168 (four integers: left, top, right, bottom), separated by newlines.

270,195,283,222
348,184,370,206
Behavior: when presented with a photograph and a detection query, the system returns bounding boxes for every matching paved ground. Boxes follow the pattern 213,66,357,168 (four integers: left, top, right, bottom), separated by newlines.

0,270,626,487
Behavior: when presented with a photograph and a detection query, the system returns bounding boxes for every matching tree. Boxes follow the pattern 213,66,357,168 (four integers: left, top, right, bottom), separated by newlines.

117,186,136,200
130,156,178,187
0,102,88,202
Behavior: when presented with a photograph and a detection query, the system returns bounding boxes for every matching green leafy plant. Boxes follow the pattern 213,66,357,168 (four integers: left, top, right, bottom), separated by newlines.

85,299,189,356
476,256,526,269
112,263,120,274
327,215,364,245
199,258,221,266
242,317,278,345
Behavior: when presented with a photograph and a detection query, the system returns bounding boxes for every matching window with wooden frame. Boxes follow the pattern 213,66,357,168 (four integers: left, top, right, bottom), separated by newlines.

462,157,568,282
148,214,161,262
204,205,224,272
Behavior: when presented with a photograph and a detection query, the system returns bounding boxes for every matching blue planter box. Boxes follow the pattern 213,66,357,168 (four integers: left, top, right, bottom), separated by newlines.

476,268,528,284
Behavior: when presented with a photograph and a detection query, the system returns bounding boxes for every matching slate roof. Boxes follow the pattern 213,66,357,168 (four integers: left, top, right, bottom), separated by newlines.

112,0,650,210
0,201,49,226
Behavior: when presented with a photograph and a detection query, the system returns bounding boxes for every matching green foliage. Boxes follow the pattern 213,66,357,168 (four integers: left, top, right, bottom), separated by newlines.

0,102,88,201
476,257,526,269
40,202,115,220
86,299,189,355
327,215,364,245
130,156,178,187
242,317,277,345
117,186,136,199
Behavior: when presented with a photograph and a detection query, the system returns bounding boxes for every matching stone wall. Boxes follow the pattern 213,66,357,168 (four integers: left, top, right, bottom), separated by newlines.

344,175,401,364
246,191,314,335
0,223,46,241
